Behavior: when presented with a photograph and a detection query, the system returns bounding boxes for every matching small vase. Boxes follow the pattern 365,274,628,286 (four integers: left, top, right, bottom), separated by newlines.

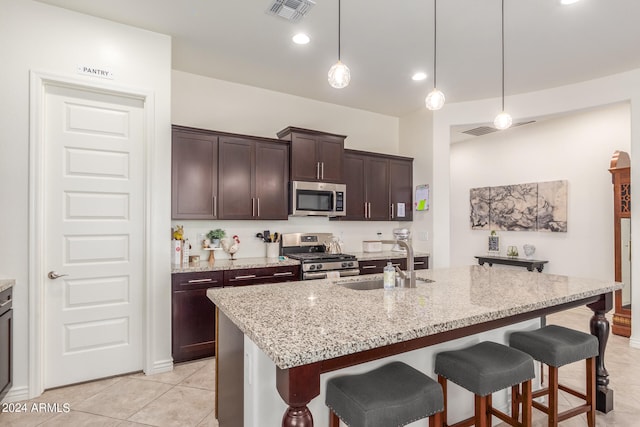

507,246,519,258
523,244,536,259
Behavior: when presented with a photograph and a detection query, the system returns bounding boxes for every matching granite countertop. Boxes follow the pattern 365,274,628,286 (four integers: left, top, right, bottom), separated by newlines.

0,278,15,293
207,265,621,370
172,257,300,274
348,250,430,261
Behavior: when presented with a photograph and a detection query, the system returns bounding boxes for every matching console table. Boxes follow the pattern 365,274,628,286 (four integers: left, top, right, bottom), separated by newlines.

475,255,549,272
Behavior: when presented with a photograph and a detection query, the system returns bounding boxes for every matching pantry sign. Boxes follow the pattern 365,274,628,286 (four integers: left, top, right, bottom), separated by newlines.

77,65,114,79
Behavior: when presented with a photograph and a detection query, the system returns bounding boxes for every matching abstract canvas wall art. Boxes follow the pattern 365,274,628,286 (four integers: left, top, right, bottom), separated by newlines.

470,180,568,232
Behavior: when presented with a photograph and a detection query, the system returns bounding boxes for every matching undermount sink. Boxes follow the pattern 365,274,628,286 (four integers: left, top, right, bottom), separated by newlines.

337,277,434,291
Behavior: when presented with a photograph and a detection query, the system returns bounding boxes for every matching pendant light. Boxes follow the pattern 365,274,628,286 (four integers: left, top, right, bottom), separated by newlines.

425,0,445,110
494,0,512,130
328,0,350,88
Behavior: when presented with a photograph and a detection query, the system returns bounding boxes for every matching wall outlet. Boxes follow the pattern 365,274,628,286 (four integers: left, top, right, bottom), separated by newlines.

417,231,429,241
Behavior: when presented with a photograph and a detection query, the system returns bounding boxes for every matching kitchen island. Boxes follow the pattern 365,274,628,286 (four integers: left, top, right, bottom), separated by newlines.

208,265,621,427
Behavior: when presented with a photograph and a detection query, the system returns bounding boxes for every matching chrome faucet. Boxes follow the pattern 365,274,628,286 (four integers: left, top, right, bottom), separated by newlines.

379,240,416,288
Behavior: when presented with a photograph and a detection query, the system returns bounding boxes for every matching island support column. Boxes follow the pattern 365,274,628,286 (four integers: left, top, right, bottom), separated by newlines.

587,292,614,413
276,363,321,427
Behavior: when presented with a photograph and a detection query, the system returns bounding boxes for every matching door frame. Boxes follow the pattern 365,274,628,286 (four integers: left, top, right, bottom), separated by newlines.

28,71,155,397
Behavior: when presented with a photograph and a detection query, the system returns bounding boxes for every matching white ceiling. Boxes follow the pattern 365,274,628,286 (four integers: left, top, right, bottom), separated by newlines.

38,0,640,117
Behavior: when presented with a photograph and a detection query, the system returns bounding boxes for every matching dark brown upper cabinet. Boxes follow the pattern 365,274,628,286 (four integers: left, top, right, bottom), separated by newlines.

277,127,345,183
341,149,413,221
218,135,289,220
172,125,289,221
172,127,218,219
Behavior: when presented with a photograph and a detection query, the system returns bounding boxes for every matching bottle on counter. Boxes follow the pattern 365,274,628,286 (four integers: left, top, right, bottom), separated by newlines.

383,262,395,289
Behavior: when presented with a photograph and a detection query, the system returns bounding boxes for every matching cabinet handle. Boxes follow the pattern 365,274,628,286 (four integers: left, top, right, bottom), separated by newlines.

188,278,215,283
233,275,256,280
316,162,320,180
273,272,293,276
321,162,324,180
368,202,371,219
361,265,377,269
257,198,260,217
414,261,425,265
252,198,255,217
390,204,394,218
392,263,401,267
213,196,217,217
0,299,10,307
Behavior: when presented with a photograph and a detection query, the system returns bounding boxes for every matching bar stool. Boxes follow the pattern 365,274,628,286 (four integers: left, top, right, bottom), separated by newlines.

509,325,598,427
325,361,444,427
435,341,534,427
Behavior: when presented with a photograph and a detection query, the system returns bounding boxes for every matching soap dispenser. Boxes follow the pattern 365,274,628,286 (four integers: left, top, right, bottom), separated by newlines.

383,262,395,289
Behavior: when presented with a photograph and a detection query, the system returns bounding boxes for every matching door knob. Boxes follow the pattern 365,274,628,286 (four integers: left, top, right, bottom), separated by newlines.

47,271,68,280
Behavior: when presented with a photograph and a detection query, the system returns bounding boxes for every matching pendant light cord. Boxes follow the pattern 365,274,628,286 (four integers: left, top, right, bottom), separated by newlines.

338,0,342,61
500,0,505,111
433,0,437,89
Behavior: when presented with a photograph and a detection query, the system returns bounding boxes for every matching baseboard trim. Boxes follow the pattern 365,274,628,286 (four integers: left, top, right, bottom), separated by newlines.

145,358,174,376
1,385,30,403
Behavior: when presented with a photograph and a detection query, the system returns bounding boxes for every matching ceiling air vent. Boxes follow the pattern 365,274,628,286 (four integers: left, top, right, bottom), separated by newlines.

461,120,537,137
462,126,499,137
267,0,316,22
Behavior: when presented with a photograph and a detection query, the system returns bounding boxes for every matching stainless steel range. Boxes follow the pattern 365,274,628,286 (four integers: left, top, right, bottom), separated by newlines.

281,233,359,280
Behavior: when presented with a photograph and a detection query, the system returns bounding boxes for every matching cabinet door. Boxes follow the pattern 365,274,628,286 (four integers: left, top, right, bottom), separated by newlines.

218,137,255,219
172,272,223,362
413,256,429,270
366,156,390,220
290,133,320,182
171,129,218,219
389,159,413,221
0,308,11,399
343,153,366,220
224,265,301,286
255,141,289,219
318,135,344,183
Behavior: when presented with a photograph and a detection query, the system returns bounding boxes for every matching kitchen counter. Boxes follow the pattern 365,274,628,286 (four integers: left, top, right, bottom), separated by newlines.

171,257,299,274
0,278,15,293
347,250,430,261
209,266,620,426
208,265,619,369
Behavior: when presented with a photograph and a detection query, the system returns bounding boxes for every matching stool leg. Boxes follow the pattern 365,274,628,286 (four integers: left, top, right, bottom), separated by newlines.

430,410,443,427
328,409,340,427
511,384,520,422
522,379,532,427
475,394,488,427
548,366,559,427
586,357,596,427
438,375,448,426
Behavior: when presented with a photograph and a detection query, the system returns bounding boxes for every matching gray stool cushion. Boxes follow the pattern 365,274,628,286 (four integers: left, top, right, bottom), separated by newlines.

435,341,534,396
326,361,443,427
509,324,599,367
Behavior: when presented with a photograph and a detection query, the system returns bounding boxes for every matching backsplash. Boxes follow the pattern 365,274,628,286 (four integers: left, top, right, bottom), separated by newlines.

171,217,406,259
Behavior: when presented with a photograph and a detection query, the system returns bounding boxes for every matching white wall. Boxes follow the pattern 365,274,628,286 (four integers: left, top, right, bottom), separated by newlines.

171,71,417,257
0,1,172,400
450,103,630,278
430,69,640,346
399,108,434,256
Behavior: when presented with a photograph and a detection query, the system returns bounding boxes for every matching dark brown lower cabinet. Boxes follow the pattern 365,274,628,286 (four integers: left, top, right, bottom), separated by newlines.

223,265,300,286
0,287,12,402
358,256,429,275
172,265,301,363
172,271,223,363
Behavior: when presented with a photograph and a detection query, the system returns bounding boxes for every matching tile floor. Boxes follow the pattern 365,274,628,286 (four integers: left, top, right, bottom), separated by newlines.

1,306,639,426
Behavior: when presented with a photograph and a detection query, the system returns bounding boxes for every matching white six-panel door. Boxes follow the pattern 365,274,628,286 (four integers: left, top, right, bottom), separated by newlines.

43,83,144,388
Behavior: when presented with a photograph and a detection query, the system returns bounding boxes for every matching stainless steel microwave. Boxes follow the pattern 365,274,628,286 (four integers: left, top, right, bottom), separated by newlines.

290,181,346,217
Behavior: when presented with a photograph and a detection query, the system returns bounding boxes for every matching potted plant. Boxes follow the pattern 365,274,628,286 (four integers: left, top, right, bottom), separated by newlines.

207,229,226,248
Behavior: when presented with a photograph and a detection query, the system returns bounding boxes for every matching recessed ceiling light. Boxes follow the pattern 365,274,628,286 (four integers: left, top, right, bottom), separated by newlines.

292,33,310,45
412,72,427,81
560,0,580,5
